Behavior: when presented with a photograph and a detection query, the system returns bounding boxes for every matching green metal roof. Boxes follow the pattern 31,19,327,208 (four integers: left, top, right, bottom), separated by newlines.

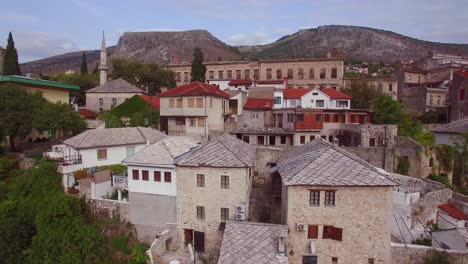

0,75,80,90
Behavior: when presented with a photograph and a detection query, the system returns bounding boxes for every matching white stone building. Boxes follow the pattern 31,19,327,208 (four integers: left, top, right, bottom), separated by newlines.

282,87,351,109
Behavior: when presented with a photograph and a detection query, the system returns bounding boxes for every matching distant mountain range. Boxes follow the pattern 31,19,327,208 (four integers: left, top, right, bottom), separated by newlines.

20,25,468,74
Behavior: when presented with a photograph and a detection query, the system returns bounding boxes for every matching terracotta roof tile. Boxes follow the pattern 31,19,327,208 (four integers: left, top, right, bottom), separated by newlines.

159,81,230,98
79,109,97,118
320,88,352,99
283,88,312,99
228,79,253,86
244,98,274,110
139,95,160,109
438,203,466,220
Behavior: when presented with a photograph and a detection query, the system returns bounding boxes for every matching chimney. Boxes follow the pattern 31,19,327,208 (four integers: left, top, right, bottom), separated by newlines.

171,53,181,65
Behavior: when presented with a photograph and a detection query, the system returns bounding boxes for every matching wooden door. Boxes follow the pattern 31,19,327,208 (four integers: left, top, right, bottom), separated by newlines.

194,231,205,253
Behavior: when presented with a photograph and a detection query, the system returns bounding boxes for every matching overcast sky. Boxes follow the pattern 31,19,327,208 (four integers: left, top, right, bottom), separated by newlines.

2,0,467,62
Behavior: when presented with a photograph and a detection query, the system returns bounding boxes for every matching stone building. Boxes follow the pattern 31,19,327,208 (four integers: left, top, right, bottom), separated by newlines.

0,46,5,74
343,77,398,100
85,78,145,113
277,140,396,264
175,135,257,261
399,81,448,116
447,70,468,121
165,57,344,89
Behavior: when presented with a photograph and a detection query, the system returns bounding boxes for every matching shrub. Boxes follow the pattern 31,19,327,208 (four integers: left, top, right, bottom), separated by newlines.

396,156,410,175
130,242,149,264
112,235,130,254
423,250,451,264
428,174,452,188
413,238,431,246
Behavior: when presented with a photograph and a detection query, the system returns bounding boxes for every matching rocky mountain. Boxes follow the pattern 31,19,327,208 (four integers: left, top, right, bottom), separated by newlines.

20,26,468,74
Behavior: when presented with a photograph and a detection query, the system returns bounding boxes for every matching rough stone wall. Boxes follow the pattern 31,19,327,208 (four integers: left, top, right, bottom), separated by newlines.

19,158,37,169
391,243,468,264
252,146,284,185
149,228,177,259
286,185,393,264
344,147,394,172
411,187,452,226
88,198,130,222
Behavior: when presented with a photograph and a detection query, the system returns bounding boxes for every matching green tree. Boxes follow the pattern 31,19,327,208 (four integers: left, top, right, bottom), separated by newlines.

0,85,45,151
2,32,21,75
112,58,176,95
130,243,149,264
33,101,87,139
423,250,451,264
341,80,384,109
80,51,88,74
47,72,99,105
190,47,207,82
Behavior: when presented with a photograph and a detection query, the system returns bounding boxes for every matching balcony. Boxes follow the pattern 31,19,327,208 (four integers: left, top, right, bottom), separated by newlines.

112,173,128,189
57,155,83,174
168,125,186,134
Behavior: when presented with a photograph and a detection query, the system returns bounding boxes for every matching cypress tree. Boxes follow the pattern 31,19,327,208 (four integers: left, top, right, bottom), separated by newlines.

80,51,88,74
3,32,21,75
190,47,206,82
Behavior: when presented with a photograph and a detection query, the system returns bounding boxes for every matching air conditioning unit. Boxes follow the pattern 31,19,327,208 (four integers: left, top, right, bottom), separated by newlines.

296,223,305,232
235,204,246,213
235,212,246,221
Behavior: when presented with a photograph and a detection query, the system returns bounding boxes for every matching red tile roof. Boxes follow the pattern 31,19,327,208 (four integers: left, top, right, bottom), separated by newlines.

321,88,352,99
244,98,274,110
159,82,230,98
79,109,97,119
438,203,466,220
139,95,160,109
283,88,312,99
456,70,468,77
228,79,253,86
255,80,285,85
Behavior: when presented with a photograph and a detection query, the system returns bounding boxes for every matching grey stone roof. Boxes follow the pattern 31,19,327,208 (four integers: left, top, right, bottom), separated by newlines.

177,134,257,168
278,140,396,186
63,127,166,149
86,78,145,93
218,222,288,264
431,119,468,134
85,119,104,129
123,136,199,165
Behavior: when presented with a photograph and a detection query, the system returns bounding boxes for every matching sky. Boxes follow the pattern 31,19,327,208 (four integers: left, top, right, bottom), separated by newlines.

2,0,468,63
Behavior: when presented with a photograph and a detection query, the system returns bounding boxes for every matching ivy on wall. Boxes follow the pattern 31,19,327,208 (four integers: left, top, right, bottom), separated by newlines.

396,156,410,175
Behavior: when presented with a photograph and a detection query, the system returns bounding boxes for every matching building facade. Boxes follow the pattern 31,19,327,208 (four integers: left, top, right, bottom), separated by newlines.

447,71,468,121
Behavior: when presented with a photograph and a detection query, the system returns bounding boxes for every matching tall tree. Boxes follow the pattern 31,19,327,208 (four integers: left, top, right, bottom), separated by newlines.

2,32,21,75
190,47,206,82
0,85,45,151
341,80,384,109
80,51,88,74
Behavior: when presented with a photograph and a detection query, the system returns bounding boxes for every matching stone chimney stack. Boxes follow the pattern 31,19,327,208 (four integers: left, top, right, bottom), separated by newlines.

98,31,108,86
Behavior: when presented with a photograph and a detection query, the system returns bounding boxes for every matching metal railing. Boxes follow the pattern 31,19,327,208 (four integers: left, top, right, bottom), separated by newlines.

59,155,82,166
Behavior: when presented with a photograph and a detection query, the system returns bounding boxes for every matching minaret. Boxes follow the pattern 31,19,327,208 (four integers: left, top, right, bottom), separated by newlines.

98,31,108,85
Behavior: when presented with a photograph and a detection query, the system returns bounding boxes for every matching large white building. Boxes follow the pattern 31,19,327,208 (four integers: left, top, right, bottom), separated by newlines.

282,88,351,110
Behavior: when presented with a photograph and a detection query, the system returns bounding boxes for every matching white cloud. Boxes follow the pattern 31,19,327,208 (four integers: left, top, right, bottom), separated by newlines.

14,32,80,62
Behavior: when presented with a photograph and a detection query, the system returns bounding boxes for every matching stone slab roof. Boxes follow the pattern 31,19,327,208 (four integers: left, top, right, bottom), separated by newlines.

278,139,396,186
63,127,166,149
123,136,199,165
218,222,288,264
86,78,145,93
431,119,468,134
177,134,256,168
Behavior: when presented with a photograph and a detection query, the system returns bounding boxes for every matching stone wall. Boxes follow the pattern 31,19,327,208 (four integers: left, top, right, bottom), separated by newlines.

344,147,394,172
19,158,37,169
451,192,468,215
88,198,130,222
391,243,468,264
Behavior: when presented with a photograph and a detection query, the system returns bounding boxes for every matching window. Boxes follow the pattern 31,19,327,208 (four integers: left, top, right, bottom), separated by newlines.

221,175,229,189
169,99,175,108
368,259,375,264
369,138,376,147
99,98,103,106
316,114,322,122
132,170,139,180
325,191,335,206
302,256,318,264
142,170,149,181
337,101,348,107
287,68,293,79
164,172,172,182
184,72,189,82
154,171,161,182
196,206,205,219
243,135,250,143
333,114,339,122
266,68,272,80
251,112,259,119
332,257,338,264
198,117,205,127
296,113,304,122
227,70,232,78
300,136,306,144
460,88,465,101
350,115,355,123
298,68,304,79
276,69,282,79
320,68,326,79
236,70,242,79
429,158,434,168
188,98,195,108
196,98,203,108
126,146,135,157
253,69,260,80
218,70,224,79
359,115,366,124
378,84,383,92
341,114,346,123
275,96,282,105
270,136,276,145
209,71,214,79
288,114,295,122
310,190,320,206
316,100,324,107
245,69,250,79
389,84,393,92
323,226,343,241
325,114,330,122
176,72,181,82
176,98,183,108
308,68,315,80
189,118,196,127
175,117,184,126
331,68,337,78
329,135,333,143
307,225,318,239
437,96,441,105
112,98,117,106
257,136,264,145
196,174,205,187
97,149,107,160
280,136,286,144
221,208,229,221
291,99,297,107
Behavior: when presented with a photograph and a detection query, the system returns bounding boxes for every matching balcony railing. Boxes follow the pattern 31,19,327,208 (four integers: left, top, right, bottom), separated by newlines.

59,155,83,166
113,173,128,188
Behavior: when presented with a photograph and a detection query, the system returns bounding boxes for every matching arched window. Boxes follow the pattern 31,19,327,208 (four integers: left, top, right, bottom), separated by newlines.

99,98,103,106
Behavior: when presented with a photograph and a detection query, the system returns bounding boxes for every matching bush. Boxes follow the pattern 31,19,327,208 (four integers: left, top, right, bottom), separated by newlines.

112,235,130,254
396,156,410,175
413,238,431,246
130,242,149,264
423,250,451,264
428,174,452,188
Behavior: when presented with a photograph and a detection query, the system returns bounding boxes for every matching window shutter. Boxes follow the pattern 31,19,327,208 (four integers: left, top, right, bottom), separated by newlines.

332,227,343,241
307,225,318,239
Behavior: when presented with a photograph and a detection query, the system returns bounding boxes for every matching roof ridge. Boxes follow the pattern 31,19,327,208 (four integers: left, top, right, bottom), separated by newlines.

74,130,92,148
135,127,149,143
217,136,252,167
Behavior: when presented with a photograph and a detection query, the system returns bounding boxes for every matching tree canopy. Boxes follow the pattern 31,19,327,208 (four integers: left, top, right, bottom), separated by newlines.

99,95,159,128
80,51,88,74
112,58,176,95
190,47,207,82
33,101,87,138
341,80,384,109
2,32,21,75
45,72,99,105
